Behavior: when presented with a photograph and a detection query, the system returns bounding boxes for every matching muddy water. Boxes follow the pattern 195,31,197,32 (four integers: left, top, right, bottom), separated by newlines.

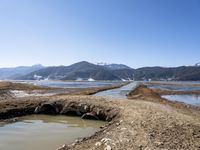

162,95,200,106
0,115,105,150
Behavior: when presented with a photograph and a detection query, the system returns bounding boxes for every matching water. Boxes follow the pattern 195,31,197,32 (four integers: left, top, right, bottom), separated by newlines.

162,95,200,106
12,80,122,89
146,81,200,91
94,82,138,99
0,115,105,150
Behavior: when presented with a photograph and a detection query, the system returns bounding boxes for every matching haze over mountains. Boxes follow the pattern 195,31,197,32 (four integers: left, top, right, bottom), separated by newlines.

0,64,44,80
0,61,200,81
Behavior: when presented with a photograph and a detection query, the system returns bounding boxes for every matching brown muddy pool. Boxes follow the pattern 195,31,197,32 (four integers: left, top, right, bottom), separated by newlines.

0,115,106,150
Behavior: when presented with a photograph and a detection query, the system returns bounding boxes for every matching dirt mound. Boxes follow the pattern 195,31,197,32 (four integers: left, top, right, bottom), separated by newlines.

128,84,161,99
0,90,14,100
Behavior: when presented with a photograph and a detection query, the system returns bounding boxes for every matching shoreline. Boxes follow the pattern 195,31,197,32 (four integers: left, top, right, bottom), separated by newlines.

0,82,200,149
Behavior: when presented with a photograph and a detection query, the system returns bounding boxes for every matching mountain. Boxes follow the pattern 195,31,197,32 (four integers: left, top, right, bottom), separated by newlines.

133,66,200,81
97,63,132,70
195,62,200,67
18,61,134,81
0,64,44,80
2,62,200,81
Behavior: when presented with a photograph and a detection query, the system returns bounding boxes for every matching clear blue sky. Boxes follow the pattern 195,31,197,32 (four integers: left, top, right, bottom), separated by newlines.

0,0,199,68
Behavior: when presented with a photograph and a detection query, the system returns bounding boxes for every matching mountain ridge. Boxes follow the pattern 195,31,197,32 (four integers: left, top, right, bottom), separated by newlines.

0,64,44,80
1,61,200,81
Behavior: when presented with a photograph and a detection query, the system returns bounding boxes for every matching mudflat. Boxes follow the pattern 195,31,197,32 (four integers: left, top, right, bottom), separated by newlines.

0,82,200,150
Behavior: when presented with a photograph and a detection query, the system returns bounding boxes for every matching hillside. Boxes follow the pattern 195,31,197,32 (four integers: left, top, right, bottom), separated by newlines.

1,62,200,81
133,66,200,81
17,61,134,81
0,64,44,80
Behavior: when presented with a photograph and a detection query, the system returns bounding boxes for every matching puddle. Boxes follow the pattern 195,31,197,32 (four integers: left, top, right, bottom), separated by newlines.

162,95,200,106
0,115,105,150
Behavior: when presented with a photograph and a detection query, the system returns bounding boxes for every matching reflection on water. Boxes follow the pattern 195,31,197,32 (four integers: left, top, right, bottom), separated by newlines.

162,95,200,106
0,115,105,150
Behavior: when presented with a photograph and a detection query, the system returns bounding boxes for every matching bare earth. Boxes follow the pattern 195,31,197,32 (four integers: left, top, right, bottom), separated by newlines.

0,82,200,150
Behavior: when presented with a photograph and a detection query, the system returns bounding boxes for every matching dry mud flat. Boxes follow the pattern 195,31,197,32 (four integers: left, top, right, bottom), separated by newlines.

0,87,200,150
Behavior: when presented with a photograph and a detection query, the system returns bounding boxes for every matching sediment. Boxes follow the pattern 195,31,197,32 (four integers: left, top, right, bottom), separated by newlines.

0,82,200,150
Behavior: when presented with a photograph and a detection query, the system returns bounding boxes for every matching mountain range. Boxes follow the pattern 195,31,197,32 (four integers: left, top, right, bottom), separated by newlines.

16,61,134,81
0,64,44,80
0,61,200,81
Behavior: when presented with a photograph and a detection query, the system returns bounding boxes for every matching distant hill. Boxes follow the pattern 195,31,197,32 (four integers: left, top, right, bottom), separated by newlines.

2,62,200,81
17,61,134,81
133,66,200,81
97,63,132,70
0,64,44,80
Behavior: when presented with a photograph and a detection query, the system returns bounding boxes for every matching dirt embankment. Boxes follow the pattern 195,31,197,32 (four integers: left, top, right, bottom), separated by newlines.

128,84,200,111
127,84,161,100
0,81,59,91
0,82,200,150
0,93,200,150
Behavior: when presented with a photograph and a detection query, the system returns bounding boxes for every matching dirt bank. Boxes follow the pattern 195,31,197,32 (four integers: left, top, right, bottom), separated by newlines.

0,92,200,150
0,81,59,90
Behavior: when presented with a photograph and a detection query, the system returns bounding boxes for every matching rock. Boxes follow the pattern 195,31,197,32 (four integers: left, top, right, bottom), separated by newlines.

104,145,112,150
95,142,102,147
121,128,127,130
81,113,99,120
101,138,111,144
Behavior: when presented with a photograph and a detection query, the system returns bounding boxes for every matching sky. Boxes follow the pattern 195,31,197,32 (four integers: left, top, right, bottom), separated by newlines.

0,0,199,68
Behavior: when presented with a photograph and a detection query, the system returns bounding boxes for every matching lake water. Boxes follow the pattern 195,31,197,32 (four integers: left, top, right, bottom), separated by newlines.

94,82,138,98
146,81,200,106
0,115,105,150
12,80,122,89
162,95,200,106
146,81,200,91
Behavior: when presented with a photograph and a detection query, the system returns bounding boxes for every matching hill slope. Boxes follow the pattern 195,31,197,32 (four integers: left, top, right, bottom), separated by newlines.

3,62,200,81
133,66,200,81
0,64,44,80
18,61,134,81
